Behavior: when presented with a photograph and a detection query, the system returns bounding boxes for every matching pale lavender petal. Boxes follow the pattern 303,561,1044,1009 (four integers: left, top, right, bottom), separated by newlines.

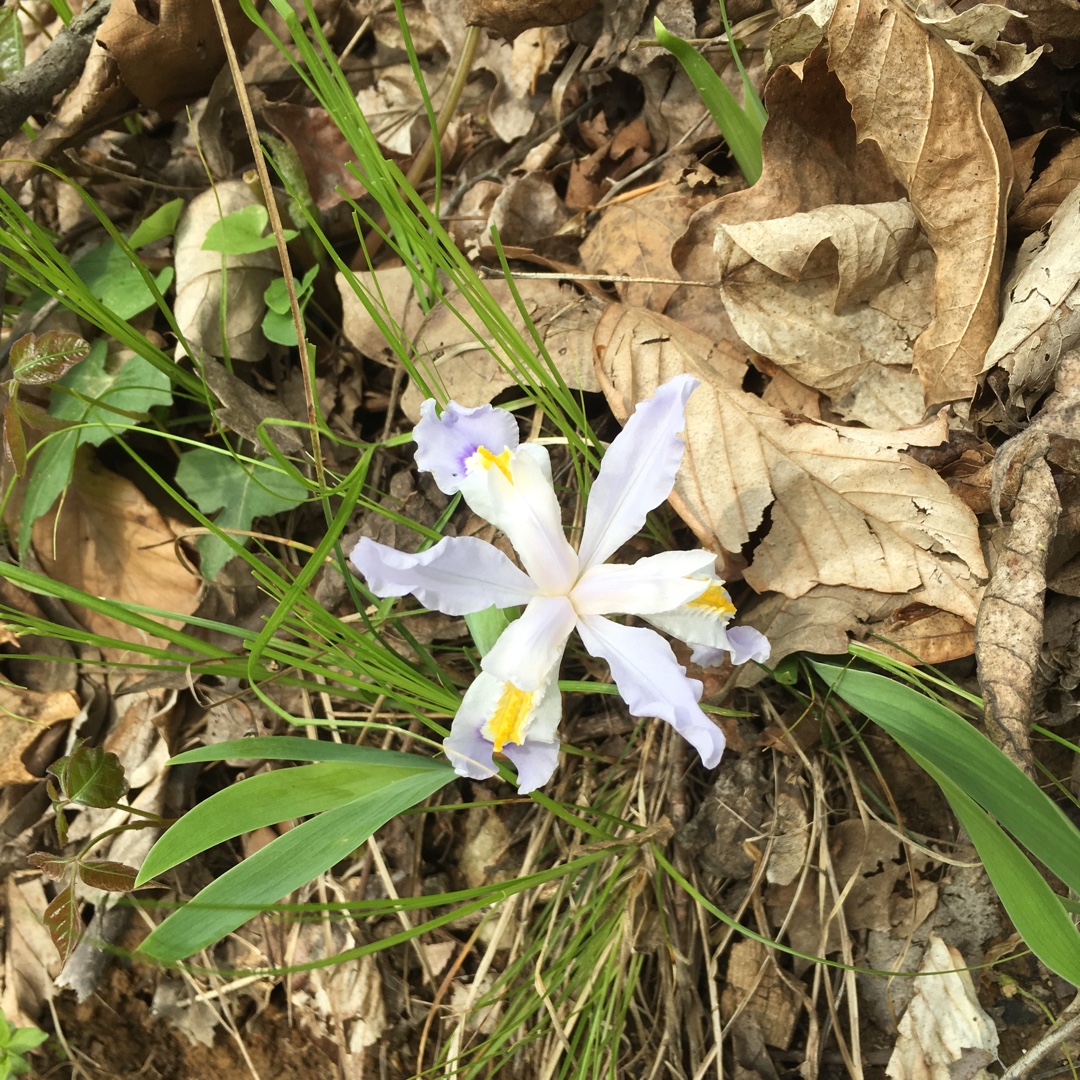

414,399,519,495
571,550,714,616
576,614,725,769
576,374,699,570
689,645,726,668
351,535,537,614
482,594,576,691
725,625,771,665
502,739,561,794
461,446,579,594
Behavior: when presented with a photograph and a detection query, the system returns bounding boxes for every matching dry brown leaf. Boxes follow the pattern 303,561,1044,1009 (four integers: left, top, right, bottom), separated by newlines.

886,935,999,1080
579,184,708,312
32,448,201,656
979,179,1080,416
863,609,976,665
713,200,933,427
400,279,604,420
462,0,599,38
0,682,80,786
721,939,801,1050
1011,129,1080,232
1000,0,1080,68
337,267,428,366
828,0,1013,405
595,305,987,618
97,0,256,115
262,101,366,211
173,181,278,364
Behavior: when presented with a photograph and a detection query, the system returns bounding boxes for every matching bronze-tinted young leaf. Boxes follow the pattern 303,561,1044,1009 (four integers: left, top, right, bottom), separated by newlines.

28,851,72,883
43,883,82,964
9,330,91,386
77,860,143,893
15,398,78,433
55,744,128,807
3,394,25,476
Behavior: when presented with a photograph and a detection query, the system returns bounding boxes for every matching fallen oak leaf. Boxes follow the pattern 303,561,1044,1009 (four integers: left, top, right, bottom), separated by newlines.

594,305,987,619
828,0,1013,405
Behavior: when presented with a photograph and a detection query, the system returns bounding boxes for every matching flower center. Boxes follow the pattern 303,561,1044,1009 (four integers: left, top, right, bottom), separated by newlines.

475,446,513,483
487,683,533,751
687,583,736,617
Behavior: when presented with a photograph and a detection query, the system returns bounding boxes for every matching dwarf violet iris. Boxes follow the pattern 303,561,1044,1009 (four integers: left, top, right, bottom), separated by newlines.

351,374,769,793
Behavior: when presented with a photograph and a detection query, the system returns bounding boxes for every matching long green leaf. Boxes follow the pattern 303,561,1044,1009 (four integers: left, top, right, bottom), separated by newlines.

654,18,764,184
910,749,1080,986
137,760,449,884
812,662,1080,895
138,766,453,961
168,736,448,768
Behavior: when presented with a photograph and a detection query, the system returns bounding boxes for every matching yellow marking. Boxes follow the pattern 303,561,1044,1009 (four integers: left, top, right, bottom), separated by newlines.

488,683,533,751
687,583,736,617
476,446,513,483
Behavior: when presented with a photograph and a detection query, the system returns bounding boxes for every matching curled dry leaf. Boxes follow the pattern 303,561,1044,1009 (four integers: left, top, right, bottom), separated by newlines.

0,683,80,786
1011,128,1080,232
173,181,278,364
462,0,600,39
97,0,257,115
828,0,1013,405
979,179,1080,419
713,200,933,427
595,305,988,619
32,447,202,659
886,935,999,1080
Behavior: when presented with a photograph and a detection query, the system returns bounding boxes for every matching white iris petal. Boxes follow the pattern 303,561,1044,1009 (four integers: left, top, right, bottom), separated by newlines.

351,376,770,793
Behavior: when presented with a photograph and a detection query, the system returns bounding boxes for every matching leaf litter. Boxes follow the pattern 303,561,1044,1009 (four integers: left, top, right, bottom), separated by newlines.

1,0,1079,1076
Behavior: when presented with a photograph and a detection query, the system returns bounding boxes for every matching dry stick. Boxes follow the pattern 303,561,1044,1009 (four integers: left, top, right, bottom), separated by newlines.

0,0,114,148
999,994,1080,1080
208,0,326,492
359,25,481,263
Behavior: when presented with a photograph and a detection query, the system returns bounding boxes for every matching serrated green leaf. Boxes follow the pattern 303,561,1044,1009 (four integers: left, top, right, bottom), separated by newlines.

72,239,173,320
202,204,297,255
19,342,173,554
0,9,24,82
811,662,1080,896
174,448,308,579
137,764,453,960
128,198,185,249
56,744,128,807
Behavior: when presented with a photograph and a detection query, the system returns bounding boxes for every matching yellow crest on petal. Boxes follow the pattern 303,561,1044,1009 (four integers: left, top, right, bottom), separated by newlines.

487,683,533,751
476,446,513,483
687,583,736,618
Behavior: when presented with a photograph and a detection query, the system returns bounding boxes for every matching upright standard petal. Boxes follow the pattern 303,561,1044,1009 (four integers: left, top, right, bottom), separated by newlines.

414,399,519,495
571,550,715,617
481,594,577,692
462,446,579,594
576,614,726,769
443,667,563,790
351,536,537,615
576,374,699,570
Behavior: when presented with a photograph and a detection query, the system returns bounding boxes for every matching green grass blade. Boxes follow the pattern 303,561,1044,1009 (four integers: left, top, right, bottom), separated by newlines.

654,18,764,184
811,662,1080,895
168,737,449,769
138,766,453,961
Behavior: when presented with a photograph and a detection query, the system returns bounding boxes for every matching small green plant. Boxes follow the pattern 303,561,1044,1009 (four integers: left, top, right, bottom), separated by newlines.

0,1012,47,1079
655,5,767,183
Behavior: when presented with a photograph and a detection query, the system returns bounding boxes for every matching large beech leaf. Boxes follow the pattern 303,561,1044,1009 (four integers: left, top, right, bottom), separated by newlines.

827,0,1012,405
594,305,987,619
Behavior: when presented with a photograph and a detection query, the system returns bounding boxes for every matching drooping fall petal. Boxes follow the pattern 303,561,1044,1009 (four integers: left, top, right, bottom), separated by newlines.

350,535,537,614
576,614,726,768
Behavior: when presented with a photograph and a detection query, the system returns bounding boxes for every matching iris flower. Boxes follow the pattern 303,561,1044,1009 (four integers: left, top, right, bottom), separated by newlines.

351,374,769,793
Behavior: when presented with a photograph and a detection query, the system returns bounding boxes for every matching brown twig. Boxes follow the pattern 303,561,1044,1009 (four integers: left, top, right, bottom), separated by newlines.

0,0,114,149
